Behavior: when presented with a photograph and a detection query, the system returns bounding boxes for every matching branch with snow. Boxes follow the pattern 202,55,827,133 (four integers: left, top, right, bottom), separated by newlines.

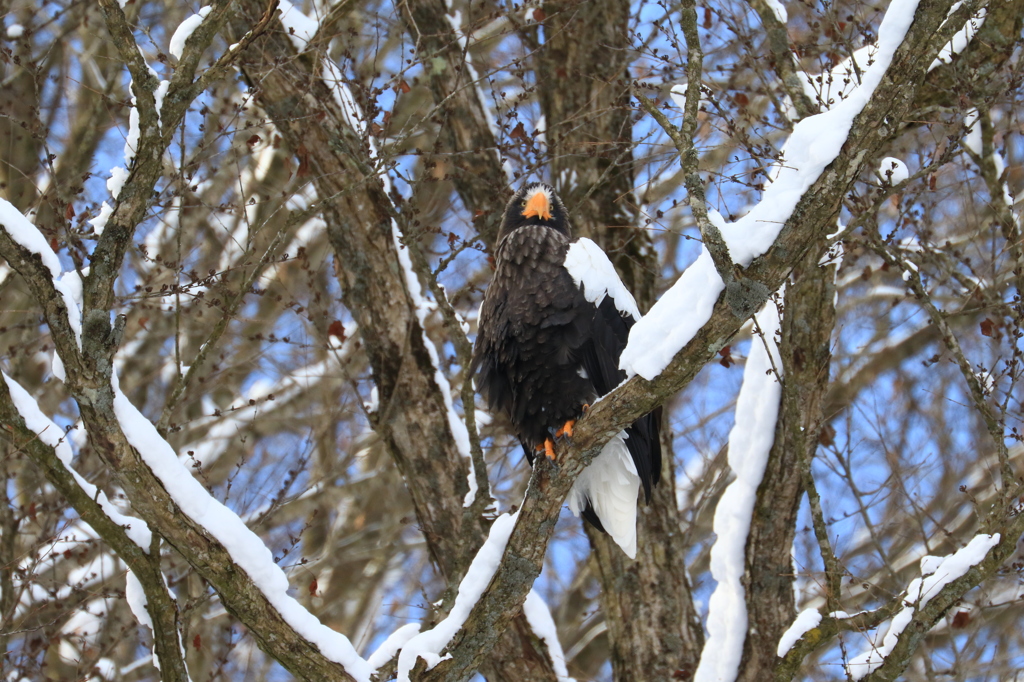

397,1,993,678
1,178,372,682
0,374,190,682
694,300,783,682
848,534,1001,680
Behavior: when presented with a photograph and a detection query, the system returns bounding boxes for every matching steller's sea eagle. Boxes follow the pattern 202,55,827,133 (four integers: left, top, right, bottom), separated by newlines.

471,182,661,558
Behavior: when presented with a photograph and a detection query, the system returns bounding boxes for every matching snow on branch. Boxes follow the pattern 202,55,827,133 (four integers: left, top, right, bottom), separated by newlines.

109,370,373,680
621,0,923,381
1,372,152,550
396,511,519,680
777,609,823,658
694,300,783,682
929,1,986,70
523,590,577,682
0,199,82,352
169,6,213,60
846,533,1000,679
276,0,485,508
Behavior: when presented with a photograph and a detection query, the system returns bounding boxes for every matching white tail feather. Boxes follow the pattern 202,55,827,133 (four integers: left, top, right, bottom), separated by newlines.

568,433,640,558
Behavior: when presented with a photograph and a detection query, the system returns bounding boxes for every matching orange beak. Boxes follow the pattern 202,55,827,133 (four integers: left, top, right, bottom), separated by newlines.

522,190,552,220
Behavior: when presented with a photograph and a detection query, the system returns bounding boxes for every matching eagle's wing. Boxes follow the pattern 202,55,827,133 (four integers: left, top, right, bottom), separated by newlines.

563,239,662,557
565,239,660,494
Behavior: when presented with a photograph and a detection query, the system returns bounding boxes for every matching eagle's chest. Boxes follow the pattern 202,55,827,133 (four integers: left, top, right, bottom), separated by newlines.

486,228,580,338
476,227,595,440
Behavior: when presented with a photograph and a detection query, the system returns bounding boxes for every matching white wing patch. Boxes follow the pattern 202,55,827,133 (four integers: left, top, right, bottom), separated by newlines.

564,238,641,319
567,432,640,558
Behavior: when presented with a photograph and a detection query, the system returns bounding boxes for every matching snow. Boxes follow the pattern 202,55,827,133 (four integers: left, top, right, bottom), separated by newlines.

879,157,909,184
964,108,982,155
621,0,921,380
109,371,373,681
6,23,24,38
0,197,83,351
929,4,986,71
564,238,642,319
523,590,576,682
124,99,140,163
169,6,212,60
670,83,712,112
396,512,519,680
847,533,1000,679
693,300,782,682
367,623,421,670
107,167,130,200
125,571,153,629
154,80,170,128
89,202,114,235
0,197,62,278
777,608,822,657
1,372,153,550
764,0,787,24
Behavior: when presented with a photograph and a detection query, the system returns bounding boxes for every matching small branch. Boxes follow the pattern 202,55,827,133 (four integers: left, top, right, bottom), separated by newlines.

774,604,897,682
745,0,817,121
0,380,190,682
858,516,1024,681
864,232,1015,496
800,459,844,603
403,235,494,515
635,92,734,288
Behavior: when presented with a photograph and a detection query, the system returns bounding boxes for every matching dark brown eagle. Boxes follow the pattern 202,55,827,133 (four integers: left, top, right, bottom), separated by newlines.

472,182,661,557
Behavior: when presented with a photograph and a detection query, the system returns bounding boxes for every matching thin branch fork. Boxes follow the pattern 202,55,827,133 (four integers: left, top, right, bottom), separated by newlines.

864,232,1016,496
634,93,735,291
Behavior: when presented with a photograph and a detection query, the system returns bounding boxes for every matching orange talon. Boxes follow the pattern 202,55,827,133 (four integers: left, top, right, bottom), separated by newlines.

543,438,557,461
555,418,576,440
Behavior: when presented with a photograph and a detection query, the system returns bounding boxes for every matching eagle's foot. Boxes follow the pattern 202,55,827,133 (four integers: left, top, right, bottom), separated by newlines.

535,438,558,462
555,418,576,440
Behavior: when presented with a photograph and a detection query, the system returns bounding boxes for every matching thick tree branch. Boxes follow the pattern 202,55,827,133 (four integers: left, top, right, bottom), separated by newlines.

231,2,562,678
0,379,190,682
740,246,838,681
400,0,511,247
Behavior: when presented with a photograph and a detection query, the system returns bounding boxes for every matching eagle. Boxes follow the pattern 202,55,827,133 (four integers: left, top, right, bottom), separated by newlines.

472,182,661,558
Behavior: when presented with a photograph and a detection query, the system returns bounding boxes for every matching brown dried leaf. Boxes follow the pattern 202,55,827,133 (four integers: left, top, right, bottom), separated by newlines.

328,320,346,340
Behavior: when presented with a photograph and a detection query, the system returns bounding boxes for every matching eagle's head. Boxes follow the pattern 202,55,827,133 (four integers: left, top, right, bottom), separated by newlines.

497,182,570,242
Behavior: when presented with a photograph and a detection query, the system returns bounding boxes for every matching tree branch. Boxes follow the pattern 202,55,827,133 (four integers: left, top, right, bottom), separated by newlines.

0,377,190,682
